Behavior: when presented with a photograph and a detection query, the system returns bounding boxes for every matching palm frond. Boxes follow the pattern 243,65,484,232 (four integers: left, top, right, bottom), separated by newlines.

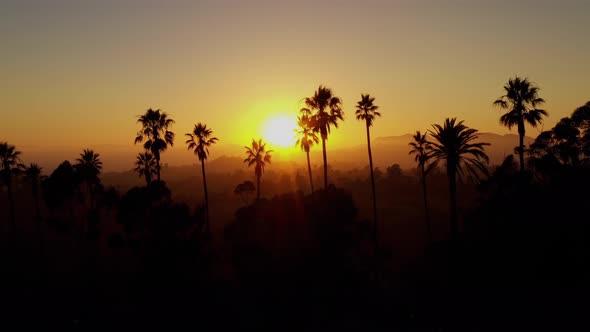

428,118,489,182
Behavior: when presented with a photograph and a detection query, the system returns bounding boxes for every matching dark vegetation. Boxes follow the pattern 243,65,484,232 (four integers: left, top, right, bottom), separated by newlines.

1,82,589,330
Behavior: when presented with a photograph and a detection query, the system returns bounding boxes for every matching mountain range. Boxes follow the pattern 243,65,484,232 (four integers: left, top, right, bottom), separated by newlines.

20,133,533,175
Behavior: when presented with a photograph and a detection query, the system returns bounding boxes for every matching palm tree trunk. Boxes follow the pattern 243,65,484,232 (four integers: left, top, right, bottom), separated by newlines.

256,174,261,201
7,179,16,234
89,182,95,210
145,170,151,186
81,182,89,240
306,150,314,194
421,164,432,244
201,160,210,233
518,117,526,173
322,137,328,189
34,189,43,251
518,131,525,173
34,192,40,220
449,169,458,240
156,157,161,181
366,124,378,247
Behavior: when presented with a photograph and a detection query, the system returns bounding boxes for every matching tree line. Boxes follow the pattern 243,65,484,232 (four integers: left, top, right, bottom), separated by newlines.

4,76,590,246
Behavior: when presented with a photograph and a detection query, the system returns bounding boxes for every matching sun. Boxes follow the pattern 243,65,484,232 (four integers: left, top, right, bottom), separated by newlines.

262,115,298,148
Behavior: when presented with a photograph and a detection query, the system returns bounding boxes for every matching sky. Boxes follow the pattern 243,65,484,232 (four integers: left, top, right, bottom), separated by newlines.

1,0,589,171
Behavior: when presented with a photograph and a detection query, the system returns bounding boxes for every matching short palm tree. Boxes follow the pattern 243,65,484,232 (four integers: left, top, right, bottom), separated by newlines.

75,149,103,208
493,76,548,172
295,114,319,194
301,85,344,189
409,131,434,244
244,139,273,200
24,163,43,248
0,142,23,231
355,94,381,246
24,163,43,220
186,123,218,232
428,118,489,240
234,180,256,205
134,152,157,185
134,108,175,181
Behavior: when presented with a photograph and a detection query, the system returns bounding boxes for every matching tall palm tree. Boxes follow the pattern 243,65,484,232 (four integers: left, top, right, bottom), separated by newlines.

295,114,319,194
493,76,548,172
134,152,157,185
428,118,489,240
409,131,434,244
24,163,43,220
186,123,218,232
244,139,273,201
134,108,175,181
0,142,23,231
75,149,103,209
355,94,381,246
301,85,344,189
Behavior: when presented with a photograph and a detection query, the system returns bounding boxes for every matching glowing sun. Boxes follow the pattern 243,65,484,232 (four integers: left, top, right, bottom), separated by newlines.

262,115,298,148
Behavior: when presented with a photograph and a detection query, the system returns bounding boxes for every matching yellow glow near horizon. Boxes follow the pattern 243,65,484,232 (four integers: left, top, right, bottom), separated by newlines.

262,115,298,149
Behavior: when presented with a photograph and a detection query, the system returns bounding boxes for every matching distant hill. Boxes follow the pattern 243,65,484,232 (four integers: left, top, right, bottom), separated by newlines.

24,132,534,176
323,133,534,171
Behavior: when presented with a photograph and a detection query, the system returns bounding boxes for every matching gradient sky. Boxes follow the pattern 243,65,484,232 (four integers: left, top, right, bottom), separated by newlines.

2,0,589,169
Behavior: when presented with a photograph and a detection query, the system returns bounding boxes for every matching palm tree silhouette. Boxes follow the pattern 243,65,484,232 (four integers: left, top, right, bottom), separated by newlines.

234,180,256,205
244,139,273,201
301,85,344,189
0,142,23,231
134,152,157,185
134,108,175,181
493,76,547,173
409,131,434,244
428,118,489,240
24,163,43,249
186,123,218,233
295,114,319,194
355,94,381,246
24,163,43,221
75,149,103,209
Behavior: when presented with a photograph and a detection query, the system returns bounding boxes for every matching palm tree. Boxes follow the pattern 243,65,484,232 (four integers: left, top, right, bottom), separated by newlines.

301,85,344,189
134,152,157,185
134,108,175,181
428,118,489,240
74,149,102,239
409,131,434,244
493,77,548,172
24,163,43,220
243,139,273,200
295,114,319,194
234,180,256,205
24,163,43,249
0,142,23,231
186,123,218,232
355,94,381,246
75,149,103,209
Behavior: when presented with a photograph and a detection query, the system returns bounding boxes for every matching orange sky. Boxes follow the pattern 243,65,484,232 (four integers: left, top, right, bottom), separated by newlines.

2,1,589,171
